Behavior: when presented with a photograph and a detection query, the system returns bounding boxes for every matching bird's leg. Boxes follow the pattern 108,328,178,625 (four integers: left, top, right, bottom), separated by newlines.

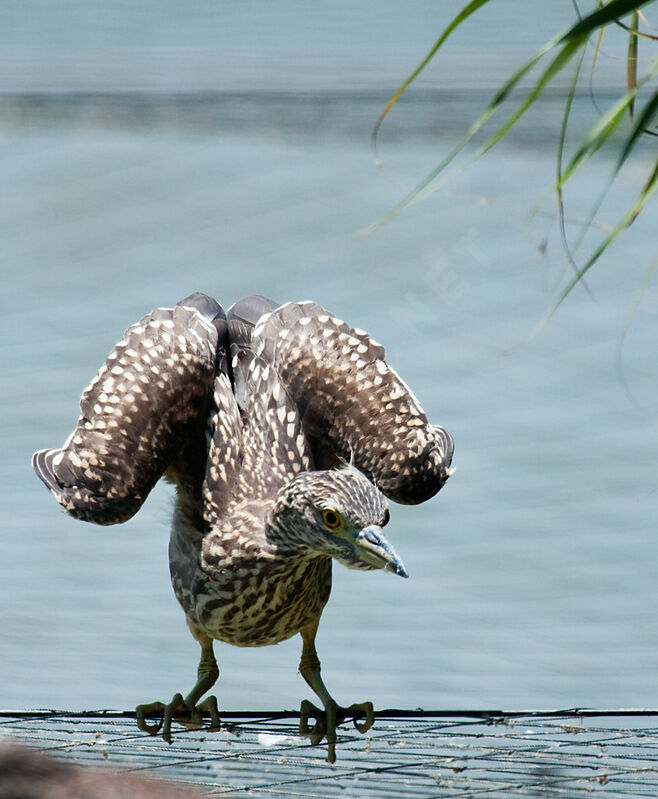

298,621,374,763
136,624,220,743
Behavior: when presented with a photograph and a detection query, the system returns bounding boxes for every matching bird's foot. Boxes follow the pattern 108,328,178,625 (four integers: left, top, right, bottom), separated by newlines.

136,694,221,743
299,699,374,763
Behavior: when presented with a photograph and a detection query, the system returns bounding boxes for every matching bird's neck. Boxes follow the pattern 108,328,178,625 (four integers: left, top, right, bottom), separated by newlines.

264,511,320,562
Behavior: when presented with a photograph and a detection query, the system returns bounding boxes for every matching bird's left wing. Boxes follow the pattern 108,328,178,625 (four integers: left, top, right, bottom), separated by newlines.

33,294,226,525
249,301,454,506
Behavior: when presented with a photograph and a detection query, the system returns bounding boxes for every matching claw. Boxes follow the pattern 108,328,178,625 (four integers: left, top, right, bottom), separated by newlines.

299,699,325,746
135,693,221,743
198,695,221,732
162,692,186,743
136,701,165,735
345,701,374,734
300,699,330,752
299,699,373,763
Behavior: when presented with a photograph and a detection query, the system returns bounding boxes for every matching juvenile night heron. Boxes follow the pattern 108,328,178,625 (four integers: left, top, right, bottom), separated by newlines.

33,293,454,761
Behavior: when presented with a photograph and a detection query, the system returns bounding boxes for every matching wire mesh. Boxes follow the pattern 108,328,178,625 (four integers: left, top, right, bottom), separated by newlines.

2,709,658,797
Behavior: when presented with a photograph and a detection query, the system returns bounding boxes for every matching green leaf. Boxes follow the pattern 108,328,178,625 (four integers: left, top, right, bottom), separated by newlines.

628,11,639,115
564,0,654,40
372,0,491,148
363,32,589,234
368,0,658,316
532,155,658,336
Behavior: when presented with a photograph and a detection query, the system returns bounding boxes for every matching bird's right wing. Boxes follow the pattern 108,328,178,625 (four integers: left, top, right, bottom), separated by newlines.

33,294,227,525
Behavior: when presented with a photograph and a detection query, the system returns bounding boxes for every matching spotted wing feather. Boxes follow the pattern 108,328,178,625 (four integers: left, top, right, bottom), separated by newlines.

250,301,454,505
201,367,245,526
223,297,314,504
33,294,226,525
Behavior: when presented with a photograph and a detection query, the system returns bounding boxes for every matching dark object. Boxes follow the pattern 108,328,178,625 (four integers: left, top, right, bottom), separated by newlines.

0,743,201,799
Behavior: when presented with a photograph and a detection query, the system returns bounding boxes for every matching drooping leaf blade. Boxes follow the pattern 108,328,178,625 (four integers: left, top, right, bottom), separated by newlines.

372,0,492,151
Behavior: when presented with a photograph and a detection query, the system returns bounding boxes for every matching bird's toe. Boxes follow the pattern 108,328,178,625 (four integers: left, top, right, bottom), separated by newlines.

135,701,166,735
343,701,375,734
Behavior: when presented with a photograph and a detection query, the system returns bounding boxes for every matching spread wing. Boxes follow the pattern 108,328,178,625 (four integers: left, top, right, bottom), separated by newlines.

248,300,454,505
33,293,227,525
34,291,453,528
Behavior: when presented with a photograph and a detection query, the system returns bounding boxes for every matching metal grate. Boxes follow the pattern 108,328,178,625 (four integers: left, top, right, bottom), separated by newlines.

2,709,658,797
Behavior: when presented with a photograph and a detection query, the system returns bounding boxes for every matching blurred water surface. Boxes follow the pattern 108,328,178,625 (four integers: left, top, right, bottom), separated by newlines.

1,2,657,718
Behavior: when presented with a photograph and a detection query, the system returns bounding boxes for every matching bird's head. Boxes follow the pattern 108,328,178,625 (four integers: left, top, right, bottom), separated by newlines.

269,468,408,577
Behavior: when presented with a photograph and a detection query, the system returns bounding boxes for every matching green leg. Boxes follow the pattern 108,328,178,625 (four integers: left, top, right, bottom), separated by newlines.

136,625,221,744
298,620,374,763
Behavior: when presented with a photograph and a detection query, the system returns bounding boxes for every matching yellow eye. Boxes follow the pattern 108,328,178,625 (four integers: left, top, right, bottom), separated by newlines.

322,508,342,530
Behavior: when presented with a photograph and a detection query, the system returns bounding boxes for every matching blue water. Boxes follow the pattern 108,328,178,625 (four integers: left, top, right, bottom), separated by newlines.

1,2,657,720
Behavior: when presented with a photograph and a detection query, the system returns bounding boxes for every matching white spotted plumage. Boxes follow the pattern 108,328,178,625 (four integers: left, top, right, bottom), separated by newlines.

33,290,454,684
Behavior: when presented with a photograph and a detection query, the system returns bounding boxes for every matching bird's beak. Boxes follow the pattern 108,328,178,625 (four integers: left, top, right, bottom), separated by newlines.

352,525,409,578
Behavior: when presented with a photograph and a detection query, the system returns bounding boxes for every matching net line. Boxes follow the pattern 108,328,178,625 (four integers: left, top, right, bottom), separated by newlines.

2,708,658,797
